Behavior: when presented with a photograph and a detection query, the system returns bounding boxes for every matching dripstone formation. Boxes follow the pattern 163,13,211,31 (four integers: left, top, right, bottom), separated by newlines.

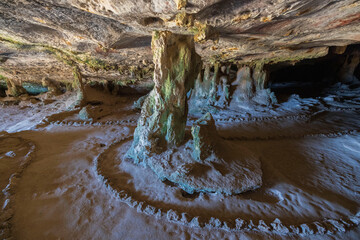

126,31,262,194
127,31,202,164
191,112,220,162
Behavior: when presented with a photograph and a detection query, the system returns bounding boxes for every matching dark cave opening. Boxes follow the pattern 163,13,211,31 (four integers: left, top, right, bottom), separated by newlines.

267,45,360,102
0,80,6,97
268,56,341,101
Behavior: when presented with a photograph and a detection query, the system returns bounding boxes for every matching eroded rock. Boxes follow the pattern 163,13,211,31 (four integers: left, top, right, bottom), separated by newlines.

5,79,27,97
338,51,360,83
41,77,62,96
231,64,277,106
127,31,202,164
191,112,220,162
216,75,230,107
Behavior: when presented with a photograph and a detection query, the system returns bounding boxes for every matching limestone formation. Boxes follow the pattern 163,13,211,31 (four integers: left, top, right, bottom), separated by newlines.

208,63,219,105
233,66,255,100
231,64,276,106
125,31,262,195
78,106,93,121
5,79,26,97
133,93,149,110
190,63,276,109
127,31,202,164
338,51,360,83
215,75,230,108
192,64,211,100
41,77,63,96
72,66,88,108
0,0,359,84
191,113,220,162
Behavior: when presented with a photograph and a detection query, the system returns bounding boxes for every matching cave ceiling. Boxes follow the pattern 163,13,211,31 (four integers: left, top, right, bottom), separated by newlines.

0,0,359,82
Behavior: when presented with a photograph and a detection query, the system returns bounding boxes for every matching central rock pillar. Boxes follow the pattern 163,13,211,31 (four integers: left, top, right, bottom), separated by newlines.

127,31,202,164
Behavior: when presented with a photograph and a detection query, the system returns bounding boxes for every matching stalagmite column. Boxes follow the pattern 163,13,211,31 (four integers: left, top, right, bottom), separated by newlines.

5,79,27,97
216,75,230,107
338,52,360,83
208,62,219,105
73,65,87,107
230,64,276,106
41,77,63,96
231,66,255,100
127,31,202,164
193,64,211,99
252,63,268,91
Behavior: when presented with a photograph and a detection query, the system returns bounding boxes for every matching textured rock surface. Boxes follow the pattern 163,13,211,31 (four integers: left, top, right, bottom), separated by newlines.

5,79,27,97
146,137,263,194
190,62,277,109
41,77,62,96
140,111,263,195
0,0,359,83
216,75,230,107
127,31,201,164
230,64,277,105
338,50,360,83
191,112,220,162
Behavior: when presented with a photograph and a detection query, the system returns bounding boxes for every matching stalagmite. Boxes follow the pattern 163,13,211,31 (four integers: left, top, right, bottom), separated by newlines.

208,63,219,105
216,75,230,107
5,79,27,97
193,64,211,100
232,66,255,101
73,65,87,107
231,64,276,106
41,77,63,96
338,52,360,83
127,31,202,164
252,63,268,91
191,112,220,162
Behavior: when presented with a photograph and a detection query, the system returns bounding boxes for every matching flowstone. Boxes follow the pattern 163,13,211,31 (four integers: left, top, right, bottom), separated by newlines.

126,31,202,164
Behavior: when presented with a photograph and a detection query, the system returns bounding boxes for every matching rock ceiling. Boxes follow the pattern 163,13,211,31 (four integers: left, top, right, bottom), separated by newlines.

0,0,359,82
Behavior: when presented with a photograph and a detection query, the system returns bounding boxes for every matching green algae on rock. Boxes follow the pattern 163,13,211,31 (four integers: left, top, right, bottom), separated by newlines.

127,31,202,164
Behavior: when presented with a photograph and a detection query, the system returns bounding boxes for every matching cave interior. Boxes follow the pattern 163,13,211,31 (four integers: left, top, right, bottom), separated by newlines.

0,0,360,239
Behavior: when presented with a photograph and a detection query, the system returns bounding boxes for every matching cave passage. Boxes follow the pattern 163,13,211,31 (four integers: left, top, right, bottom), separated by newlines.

268,45,360,102
268,56,339,101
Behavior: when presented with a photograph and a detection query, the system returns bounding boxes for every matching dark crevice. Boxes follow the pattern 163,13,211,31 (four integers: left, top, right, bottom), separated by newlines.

139,17,164,27
181,189,200,199
111,35,151,49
